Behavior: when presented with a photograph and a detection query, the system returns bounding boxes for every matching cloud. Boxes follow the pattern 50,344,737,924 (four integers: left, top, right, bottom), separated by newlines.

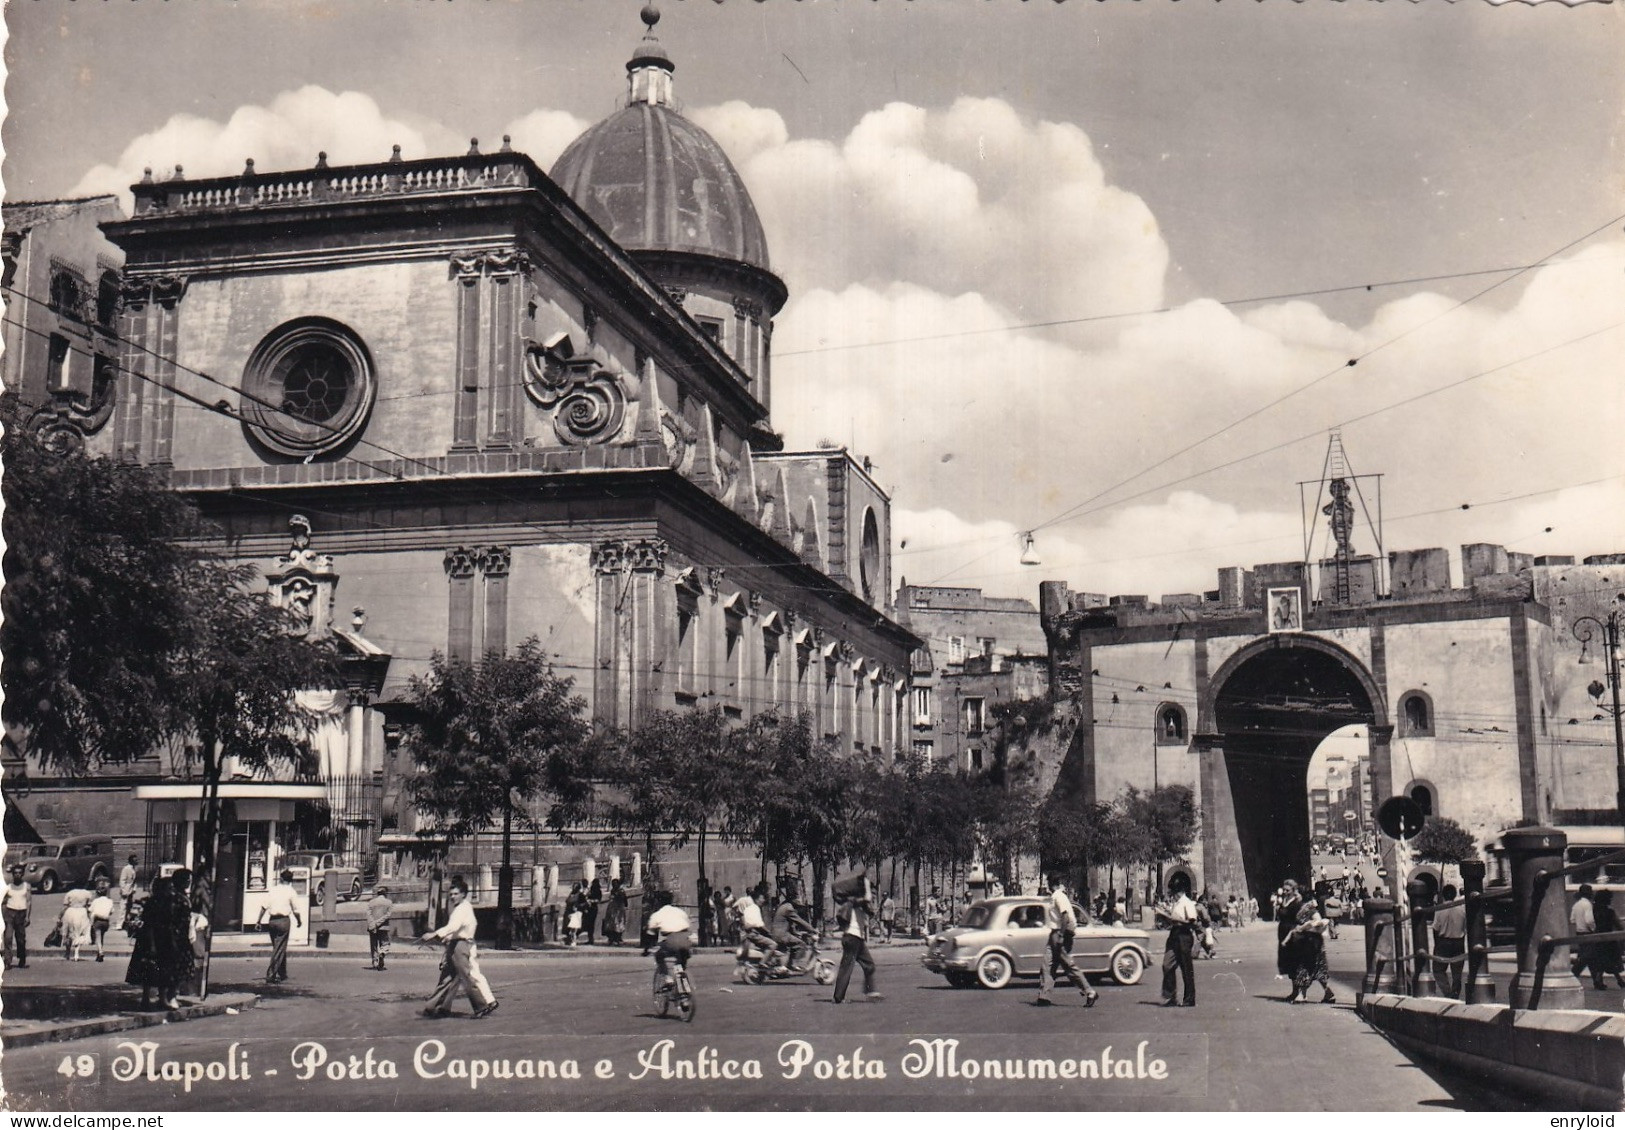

69,87,588,212
711,96,1169,325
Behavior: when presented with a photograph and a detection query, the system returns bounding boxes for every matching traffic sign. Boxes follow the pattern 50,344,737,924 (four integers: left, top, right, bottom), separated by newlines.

1376,795,1426,841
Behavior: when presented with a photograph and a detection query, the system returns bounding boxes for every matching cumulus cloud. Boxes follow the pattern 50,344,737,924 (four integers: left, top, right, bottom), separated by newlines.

706,96,1169,326
70,87,589,212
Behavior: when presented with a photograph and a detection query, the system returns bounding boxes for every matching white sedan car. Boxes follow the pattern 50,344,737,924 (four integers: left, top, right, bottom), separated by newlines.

921,896,1153,990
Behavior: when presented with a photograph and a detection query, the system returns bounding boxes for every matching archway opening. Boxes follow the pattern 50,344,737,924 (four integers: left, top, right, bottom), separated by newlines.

1214,643,1377,907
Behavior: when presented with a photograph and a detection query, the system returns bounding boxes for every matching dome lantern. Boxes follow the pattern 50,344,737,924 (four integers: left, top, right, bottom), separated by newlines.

627,3,675,106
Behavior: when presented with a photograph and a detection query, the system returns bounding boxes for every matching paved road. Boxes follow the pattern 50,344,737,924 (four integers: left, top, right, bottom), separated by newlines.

0,923,1498,1112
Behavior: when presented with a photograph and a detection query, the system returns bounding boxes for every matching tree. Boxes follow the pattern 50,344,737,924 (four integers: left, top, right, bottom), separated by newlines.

601,708,742,896
2,401,219,767
1411,816,1478,865
1121,784,1200,899
403,639,590,949
2,404,341,996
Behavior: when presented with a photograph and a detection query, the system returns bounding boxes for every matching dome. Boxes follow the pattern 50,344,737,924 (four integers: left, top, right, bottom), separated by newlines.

550,6,773,275
552,102,772,273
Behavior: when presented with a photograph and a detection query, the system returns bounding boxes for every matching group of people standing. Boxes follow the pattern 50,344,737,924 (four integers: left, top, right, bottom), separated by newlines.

561,877,629,946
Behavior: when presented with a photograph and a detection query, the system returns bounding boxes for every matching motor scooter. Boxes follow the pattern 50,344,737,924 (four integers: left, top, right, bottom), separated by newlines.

737,930,835,985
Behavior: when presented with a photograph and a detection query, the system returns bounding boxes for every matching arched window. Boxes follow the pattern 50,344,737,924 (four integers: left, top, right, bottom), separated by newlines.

1407,781,1436,818
1155,703,1187,744
1399,691,1434,738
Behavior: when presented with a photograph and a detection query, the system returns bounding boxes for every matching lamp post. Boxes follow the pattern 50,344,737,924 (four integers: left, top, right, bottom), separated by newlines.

1571,601,1625,838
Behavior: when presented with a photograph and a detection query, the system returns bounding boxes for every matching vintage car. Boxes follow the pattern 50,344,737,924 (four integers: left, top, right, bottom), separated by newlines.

921,896,1153,990
281,851,363,903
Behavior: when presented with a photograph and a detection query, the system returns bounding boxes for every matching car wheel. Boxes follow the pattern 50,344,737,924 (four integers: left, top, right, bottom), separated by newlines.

314,880,326,904
975,951,1013,990
1111,946,1146,986
89,865,109,884
349,877,363,902
39,871,58,894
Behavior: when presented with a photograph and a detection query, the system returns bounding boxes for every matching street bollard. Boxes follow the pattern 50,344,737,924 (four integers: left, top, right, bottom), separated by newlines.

1504,826,1583,1010
1407,878,1440,998
1361,898,1401,994
1459,859,1497,1003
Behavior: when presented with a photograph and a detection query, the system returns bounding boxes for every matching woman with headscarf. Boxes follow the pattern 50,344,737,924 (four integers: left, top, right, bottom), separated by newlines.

1276,879,1304,979
124,870,197,1009
1282,897,1335,1004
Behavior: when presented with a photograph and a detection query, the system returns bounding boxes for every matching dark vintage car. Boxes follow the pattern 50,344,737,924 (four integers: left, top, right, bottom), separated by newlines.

921,896,1153,989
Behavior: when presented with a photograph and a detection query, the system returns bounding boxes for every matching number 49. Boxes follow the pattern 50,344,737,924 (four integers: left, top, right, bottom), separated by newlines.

57,1054,96,1078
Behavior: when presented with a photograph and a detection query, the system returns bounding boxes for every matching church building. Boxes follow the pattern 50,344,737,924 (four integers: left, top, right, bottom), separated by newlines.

31,8,916,918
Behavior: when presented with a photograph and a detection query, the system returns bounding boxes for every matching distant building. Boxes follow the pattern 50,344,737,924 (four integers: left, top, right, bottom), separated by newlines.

1,195,124,452
895,583,1049,772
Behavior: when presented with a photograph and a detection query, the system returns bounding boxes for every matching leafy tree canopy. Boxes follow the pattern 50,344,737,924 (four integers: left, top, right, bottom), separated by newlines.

1411,815,1479,864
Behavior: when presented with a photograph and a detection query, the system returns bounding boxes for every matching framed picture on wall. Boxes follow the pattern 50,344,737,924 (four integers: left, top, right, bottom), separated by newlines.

1268,587,1304,633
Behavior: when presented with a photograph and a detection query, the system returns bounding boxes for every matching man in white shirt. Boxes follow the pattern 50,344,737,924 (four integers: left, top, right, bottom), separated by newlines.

832,873,882,1003
4,865,33,969
1570,883,1604,990
1035,880,1099,1007
645,891,692,984
421,876,497,1018
255,869,304,984
116,855,139,929
1156,874,1199,1008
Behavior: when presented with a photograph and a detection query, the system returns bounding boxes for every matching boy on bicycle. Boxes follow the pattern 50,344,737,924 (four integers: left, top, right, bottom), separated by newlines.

645,891,692,985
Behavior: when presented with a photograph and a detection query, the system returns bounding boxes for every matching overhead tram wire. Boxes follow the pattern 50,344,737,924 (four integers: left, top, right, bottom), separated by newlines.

772,256,1604,360
923,313,1625,588
0,297,908,620
1030,211,1625,537
910,213,1625,583
935,470,1625,589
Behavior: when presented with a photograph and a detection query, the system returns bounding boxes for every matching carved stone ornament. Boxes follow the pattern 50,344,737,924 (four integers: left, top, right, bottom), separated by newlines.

479,546,512,578
592,537,669,576
706,566,727,597
748,591,763,616
266,515,338,637
443,546,480,579
449,254,484,281
836,640,857,663
660,409,694,470
26,365,117,455
484,249,528,278
732,296,763,320
120,273,188,310
522,344,627,446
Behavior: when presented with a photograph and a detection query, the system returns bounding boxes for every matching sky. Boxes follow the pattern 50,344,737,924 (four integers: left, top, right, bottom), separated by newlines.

4,0,1622,603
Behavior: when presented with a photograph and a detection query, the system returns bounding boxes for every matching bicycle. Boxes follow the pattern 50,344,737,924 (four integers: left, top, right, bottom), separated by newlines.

653,959,696,1022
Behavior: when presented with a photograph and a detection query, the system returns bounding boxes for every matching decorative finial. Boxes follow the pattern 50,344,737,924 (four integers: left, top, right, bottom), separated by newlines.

352,606,366,631
242,158,256,176
641,3,660,33
389,144,403,163
500,135,512,153
467,137,480,156
316,151,328,169
171,165,185,181
141,167,153,184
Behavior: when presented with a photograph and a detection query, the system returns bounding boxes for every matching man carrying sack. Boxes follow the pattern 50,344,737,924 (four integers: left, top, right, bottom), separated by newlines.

831,871,883,1004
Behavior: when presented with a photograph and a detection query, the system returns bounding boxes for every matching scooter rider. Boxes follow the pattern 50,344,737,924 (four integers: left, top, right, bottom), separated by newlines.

770,878,815,973
734,885,780,970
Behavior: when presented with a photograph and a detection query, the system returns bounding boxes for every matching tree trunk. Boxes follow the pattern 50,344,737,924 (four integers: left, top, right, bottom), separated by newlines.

188,739,223,1000
496,803,514,950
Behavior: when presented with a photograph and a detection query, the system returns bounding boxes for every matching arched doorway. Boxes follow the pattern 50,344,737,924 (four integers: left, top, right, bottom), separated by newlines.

1207,636,1385,907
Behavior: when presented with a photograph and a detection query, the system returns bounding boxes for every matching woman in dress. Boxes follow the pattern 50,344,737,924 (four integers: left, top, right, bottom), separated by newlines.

124,871,197,1009
1282,897,1335,1004
1276,879,1305,980
57,884,94,961
602,878,628,946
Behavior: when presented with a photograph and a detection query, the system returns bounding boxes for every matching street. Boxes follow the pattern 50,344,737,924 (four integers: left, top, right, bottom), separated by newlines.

1,922,1511,1112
